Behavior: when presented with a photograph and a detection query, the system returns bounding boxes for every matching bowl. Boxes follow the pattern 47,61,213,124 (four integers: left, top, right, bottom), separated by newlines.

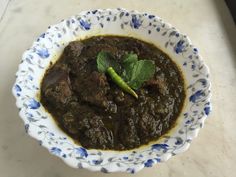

12,8,211,173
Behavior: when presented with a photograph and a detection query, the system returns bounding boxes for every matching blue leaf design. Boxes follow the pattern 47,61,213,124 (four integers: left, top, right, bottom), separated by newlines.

15,84,22,92
151,144,169,150
144,159,154,167
148,15,155,19
25,124,29,133
175,137,183,145
28,75,33,81
28,99,40,109
123,156,128,160
101,167,108,173
40,33,45,38
36,48,49,58
51,147,61,156
92,159,103,165
38,140,42,146
191,64,196,70
62,154,67,158
127,168,135,174
199,79,207,87
184,113,188,118
175,40,185,54
204,106,211,116
189,90,204,103
92,10,97,14
79,20,91,30
131,15,142,29
75,147,88,157
185,120,192,124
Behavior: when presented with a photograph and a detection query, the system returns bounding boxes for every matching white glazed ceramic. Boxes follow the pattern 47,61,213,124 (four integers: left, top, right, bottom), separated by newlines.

12,8,211,173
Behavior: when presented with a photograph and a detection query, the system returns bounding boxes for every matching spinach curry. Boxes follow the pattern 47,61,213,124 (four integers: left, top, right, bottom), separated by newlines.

40,36,185,150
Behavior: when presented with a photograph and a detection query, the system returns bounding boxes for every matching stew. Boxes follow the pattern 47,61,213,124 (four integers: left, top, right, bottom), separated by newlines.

40,36,185,150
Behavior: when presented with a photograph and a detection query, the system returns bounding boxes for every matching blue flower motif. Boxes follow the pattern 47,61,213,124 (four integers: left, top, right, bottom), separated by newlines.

175,40,185,54
51,147,61,156
92,159,103,165
75,147,88,157
131,15,142,29
151,144,169,150
15,84,22,92
204,106,211,116
36,48,49,58
79,20,91,30
189,90,204,103
144,159,154,167
28,98,40,109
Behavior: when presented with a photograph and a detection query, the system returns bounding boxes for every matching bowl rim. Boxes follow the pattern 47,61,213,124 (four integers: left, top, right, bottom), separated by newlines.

12,8,211,173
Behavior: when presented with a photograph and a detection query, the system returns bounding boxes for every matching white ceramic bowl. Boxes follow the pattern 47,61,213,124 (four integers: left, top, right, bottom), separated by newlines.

12,8,211,173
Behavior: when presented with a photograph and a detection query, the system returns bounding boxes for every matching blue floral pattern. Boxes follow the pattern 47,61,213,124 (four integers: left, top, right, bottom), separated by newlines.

130,15,142,29
36,48,49,58
79,20,91,30
28,99,40,109
12,8,211,173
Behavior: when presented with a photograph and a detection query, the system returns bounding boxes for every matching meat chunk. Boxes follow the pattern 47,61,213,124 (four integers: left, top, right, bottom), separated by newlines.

73,71,110,108
118,115,140,149
42,67,72,107
62,112,79,134
138,111,162,142
82,127,114,149
78,115,114,149
64,41,84,59
145,78,168,95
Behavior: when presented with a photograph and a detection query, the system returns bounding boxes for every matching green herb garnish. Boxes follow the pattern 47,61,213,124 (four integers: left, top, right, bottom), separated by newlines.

96,51,155,98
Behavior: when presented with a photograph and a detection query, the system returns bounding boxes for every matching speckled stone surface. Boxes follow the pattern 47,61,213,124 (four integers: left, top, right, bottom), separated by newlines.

0,0,235,176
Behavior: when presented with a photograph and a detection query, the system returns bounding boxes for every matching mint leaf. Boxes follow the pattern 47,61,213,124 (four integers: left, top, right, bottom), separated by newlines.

97,51,155,93
96,51,138,98
123,53,138,64
128,60,155,90
97,51,120,73
122,53,138,81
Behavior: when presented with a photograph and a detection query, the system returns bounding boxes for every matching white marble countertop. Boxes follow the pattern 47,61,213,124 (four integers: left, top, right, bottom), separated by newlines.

0,0,235,176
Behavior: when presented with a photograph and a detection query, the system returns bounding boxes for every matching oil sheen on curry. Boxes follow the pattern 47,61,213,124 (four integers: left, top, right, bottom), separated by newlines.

40,36,185,150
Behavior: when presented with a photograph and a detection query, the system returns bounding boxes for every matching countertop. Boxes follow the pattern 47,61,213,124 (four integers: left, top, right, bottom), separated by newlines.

0,0,235,177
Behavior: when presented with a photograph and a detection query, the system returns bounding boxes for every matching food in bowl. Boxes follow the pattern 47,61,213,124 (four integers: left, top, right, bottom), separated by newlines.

41,35,185,150
12,8,211,173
